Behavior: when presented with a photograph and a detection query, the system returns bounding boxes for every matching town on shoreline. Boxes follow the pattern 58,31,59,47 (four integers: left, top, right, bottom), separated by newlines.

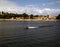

0,11,60,21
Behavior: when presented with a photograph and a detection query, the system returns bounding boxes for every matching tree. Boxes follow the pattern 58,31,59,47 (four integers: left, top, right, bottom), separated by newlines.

22,13,28,19
56,14,60,19
34,15,39,17
30,14,33,19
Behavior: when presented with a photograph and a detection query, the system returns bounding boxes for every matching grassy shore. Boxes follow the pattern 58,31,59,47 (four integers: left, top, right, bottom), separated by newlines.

0,19,60,21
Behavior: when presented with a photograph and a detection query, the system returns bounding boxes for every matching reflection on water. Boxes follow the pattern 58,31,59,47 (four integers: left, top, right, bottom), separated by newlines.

0,21,60,47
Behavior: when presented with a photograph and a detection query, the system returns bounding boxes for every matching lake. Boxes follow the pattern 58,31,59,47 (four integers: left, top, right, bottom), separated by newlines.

0,21,60,47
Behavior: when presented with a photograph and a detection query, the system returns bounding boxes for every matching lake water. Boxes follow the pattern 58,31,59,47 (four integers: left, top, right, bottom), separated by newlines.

0,21,60,47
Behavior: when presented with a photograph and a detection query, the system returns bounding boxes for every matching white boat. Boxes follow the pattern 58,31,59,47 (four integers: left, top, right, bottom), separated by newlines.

25,26,38,29
28,26,37,29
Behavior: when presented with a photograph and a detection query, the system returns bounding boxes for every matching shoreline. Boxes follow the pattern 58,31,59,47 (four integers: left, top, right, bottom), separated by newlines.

0,19,60,21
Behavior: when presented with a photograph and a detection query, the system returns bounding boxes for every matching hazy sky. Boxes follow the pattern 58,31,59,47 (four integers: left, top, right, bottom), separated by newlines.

0,0,60,16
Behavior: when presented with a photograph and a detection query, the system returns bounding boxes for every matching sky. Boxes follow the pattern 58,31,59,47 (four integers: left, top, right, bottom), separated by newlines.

0,0,60,16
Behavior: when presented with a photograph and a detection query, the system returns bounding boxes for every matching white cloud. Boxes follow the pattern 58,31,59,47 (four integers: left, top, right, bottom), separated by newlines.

43,0,60,6
55,1,60,3
0,0,60,16
40,8,60,15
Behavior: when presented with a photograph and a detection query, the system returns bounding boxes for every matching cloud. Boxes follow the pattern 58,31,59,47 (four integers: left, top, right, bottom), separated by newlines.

0,0,60,16
0,0,18,12
41,8,60,15
43,0,60,6
0,0,43,14
55,0,60,3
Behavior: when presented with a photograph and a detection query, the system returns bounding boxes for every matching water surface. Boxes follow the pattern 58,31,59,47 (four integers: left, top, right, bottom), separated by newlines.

0,21,60,47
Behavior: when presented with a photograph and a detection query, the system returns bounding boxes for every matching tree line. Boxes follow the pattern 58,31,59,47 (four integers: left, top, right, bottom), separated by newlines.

56,14,60,19
0,11,60,19
0,11,34,19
